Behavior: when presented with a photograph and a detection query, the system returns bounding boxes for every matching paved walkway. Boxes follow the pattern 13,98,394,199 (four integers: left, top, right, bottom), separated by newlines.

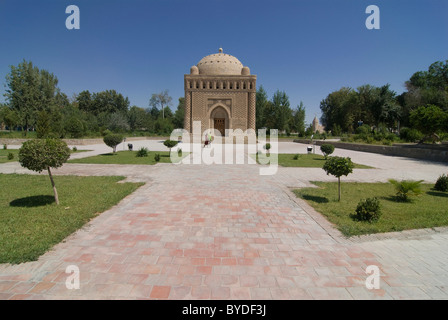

0,141,447,299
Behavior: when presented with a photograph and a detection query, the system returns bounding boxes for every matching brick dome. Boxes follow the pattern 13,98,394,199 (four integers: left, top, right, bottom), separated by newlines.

196,48,244,75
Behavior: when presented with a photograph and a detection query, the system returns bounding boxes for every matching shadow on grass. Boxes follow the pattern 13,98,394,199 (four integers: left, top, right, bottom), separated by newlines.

301,194,329,203
10,195,55,207
380,195,416,203
427,191,448,198
101,153,117,156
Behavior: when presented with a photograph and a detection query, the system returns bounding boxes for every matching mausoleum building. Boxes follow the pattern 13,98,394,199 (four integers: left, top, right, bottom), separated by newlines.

184,48,256,137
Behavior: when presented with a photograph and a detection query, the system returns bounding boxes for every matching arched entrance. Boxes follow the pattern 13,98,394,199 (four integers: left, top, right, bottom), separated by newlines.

209,105,230,137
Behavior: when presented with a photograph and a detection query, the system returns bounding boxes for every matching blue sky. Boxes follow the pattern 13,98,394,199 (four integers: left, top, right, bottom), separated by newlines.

0,0,447,125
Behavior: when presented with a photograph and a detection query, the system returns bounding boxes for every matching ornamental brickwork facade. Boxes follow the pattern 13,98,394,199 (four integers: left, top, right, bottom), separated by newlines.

184,48,256,137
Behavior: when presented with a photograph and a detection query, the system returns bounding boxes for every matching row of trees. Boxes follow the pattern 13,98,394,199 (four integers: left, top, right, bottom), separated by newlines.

1,60,307,138
0,60,185,138
320,60,448,139
256,86,306,135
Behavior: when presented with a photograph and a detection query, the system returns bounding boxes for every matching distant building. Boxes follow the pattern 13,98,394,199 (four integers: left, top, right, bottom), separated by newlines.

312,116,325,134
184,48,256,137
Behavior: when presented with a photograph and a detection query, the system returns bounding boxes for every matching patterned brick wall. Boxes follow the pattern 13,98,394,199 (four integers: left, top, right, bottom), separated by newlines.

184,74,256,135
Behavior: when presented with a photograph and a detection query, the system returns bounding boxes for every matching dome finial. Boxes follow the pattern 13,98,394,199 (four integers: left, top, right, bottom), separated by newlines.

219,47,223,53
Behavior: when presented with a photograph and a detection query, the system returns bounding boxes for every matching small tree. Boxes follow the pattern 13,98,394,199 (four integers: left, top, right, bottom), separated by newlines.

322,156,354,201
103,134,124,153
163,139,178,152
320,144,335,159
18,139,71,205
264,143,271,155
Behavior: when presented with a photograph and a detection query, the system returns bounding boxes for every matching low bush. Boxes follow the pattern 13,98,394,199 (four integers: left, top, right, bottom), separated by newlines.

154,153,160,162
399,127,423,142
354,197,381,222
435,174,448,192
7,152,14,160
136,147,149,157
356,124,371,135
388,179,424,201
3,144,7,150
293,154,300,160
72,146,78,152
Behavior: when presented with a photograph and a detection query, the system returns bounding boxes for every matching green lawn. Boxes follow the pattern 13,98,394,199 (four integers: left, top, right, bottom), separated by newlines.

68,150,189,165
293,182,448,237
0,174,143,264
252,153,372,168
0,149,19,163
0,148,90,164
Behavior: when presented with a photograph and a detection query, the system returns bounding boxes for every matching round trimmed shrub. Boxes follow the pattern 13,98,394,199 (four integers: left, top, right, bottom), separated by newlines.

320,144,335,159
18,138,71,205
264,143,271,154
322,156,354,201
355,197,381,222
7,152,14,160
163,139,178,152
19,139,71,173
435,174,448,192
103,133,124,153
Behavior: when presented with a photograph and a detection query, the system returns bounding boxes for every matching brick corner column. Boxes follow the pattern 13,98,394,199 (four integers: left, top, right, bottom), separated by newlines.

184,91,191,133
248,91,256,131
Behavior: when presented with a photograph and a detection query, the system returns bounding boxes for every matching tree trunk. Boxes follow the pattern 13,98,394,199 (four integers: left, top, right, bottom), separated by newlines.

338,177,341,202
47,167,59,205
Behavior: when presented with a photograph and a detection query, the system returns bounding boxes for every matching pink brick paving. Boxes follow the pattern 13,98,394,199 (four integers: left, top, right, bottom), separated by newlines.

0,162,388,300
1,143,448,300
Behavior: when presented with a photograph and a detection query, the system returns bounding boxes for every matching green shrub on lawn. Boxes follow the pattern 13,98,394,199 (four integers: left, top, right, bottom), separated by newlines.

388,179,424,202
435,174,448,192
354,197,381,222
136,147,149,157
